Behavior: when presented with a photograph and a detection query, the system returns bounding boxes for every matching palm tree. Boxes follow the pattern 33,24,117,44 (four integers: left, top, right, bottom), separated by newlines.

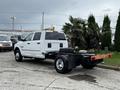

62,16,87,49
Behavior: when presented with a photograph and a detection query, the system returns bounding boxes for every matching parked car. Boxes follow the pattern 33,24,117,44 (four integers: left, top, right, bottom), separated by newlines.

0,34,12,51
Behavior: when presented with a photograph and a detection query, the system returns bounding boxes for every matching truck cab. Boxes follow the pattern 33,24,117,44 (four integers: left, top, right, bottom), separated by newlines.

14,31,68,60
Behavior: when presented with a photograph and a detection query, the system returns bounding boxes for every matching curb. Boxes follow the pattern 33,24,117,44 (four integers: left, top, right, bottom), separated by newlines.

97,64,120,71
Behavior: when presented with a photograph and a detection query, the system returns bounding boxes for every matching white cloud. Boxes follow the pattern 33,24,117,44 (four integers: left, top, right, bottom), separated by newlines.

0,0,119,31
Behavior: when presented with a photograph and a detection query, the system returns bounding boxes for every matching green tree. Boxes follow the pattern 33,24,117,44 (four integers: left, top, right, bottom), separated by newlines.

101,15,111,50
87,15,100,49
62,16,87,49
114,12,120,51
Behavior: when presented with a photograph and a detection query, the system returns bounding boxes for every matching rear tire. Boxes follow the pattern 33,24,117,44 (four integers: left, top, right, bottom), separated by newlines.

55,56,72,74
15,50,23,62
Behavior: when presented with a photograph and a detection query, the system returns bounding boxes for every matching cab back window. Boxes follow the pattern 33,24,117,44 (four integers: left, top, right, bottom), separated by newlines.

45,32,66,40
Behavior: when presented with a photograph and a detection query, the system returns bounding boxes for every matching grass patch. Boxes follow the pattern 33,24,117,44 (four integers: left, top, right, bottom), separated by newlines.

104,52,120,67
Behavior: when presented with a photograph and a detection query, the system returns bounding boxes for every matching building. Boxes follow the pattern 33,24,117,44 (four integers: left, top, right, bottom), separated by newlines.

0,29,34,36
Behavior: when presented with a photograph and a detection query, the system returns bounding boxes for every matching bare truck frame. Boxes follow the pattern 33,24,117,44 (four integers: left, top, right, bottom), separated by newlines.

53,48,111,74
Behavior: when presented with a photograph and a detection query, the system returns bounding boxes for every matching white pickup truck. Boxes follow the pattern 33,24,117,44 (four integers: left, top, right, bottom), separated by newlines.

14,31,110,74
14,31,68,59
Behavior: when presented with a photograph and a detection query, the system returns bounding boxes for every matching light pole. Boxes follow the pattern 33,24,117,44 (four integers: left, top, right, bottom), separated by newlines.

41,12,44,30
10,16,16,31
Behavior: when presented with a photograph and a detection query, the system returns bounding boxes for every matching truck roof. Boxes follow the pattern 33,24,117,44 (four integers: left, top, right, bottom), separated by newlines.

33,31,64,33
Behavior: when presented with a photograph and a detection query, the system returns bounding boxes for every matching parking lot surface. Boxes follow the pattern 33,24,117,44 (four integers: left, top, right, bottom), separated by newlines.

0,51,120,90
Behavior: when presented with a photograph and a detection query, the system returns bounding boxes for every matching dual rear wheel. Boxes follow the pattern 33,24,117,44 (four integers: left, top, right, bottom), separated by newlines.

55,57,72,74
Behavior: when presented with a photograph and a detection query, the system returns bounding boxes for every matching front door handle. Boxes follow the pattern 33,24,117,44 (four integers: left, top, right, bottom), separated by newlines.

37,42,40,44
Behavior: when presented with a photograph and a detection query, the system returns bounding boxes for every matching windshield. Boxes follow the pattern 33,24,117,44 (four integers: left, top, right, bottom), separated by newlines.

21,32,31,39
0,36,9,41
45,32,66,40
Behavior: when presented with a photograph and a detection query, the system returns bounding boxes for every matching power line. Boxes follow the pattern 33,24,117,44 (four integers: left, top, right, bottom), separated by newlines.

0,23,63,26
0,12,116,17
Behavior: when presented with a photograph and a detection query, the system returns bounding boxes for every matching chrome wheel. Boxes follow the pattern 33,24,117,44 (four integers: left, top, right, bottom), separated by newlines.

56,59,64,70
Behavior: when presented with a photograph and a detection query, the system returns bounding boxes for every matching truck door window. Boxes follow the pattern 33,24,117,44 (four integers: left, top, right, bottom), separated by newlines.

33,32,41,40
25,33,33,41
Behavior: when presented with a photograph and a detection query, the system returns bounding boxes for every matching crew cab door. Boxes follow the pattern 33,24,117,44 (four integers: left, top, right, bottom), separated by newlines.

21,33,34,57
44,32,68,52
30,32,45,58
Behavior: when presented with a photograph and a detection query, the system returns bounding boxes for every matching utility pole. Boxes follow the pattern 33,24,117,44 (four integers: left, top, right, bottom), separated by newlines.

41,12,44,31
10,16,16,31
20,25,22,30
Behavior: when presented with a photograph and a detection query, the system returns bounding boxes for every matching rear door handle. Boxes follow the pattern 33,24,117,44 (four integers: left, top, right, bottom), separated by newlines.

37,42,40,44
27,43,30,44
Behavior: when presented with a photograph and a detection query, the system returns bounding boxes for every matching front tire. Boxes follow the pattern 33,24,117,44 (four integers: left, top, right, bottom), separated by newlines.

55,56,72,74
15,50,23,62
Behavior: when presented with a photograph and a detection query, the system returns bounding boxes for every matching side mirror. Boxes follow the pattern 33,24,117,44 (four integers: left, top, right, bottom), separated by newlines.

18,36,26,41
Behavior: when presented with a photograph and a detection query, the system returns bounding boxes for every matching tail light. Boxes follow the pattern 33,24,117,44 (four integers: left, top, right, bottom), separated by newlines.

91,56,96,61
108,54,112,58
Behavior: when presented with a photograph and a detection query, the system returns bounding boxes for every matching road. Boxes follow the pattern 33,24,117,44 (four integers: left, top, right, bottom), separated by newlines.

0,51,120,90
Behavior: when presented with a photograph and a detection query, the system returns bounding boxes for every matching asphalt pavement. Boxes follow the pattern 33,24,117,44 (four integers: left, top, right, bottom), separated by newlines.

0,51,120,90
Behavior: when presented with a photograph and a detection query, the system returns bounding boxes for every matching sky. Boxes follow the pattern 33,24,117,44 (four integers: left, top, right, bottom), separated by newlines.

0,0,120,32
